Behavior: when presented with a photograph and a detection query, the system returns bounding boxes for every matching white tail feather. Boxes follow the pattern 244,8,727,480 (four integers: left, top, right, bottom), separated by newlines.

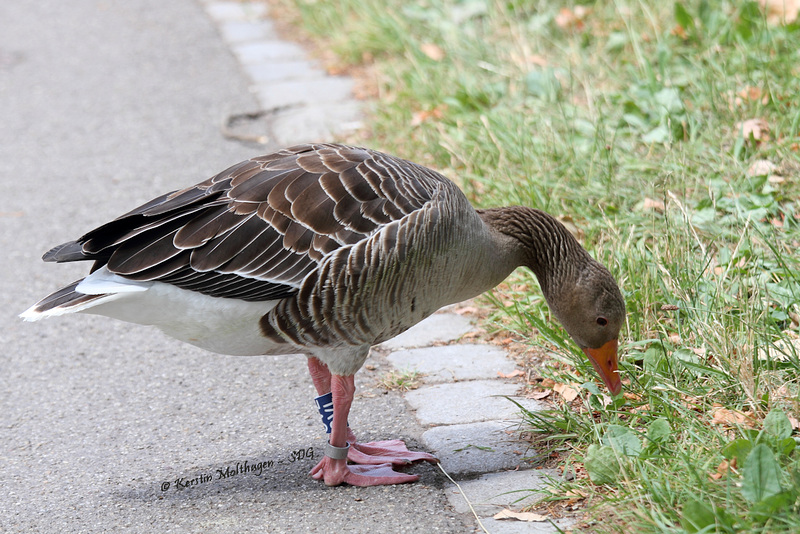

76,268,152,295
19,292,125,321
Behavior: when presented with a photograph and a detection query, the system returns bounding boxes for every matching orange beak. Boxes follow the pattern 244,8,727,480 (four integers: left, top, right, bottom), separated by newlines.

582,339,621,395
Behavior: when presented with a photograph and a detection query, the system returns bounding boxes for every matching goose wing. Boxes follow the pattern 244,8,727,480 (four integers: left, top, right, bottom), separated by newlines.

45,144,452,302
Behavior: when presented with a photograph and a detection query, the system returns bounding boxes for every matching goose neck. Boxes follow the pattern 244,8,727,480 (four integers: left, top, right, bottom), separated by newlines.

478,206,587,296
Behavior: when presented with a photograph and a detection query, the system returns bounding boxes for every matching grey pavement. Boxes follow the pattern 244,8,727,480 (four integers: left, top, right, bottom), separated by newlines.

0,1,570,532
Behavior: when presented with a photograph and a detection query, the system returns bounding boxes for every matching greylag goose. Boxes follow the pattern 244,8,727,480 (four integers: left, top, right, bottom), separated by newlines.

21,143,625,487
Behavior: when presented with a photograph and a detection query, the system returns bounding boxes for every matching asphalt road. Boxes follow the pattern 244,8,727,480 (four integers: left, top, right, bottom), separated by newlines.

0,1,468,531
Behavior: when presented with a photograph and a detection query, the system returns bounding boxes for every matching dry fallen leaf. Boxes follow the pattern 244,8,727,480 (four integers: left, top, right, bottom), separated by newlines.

420,43,446,61
728,86,769,108
498,369,525,379
717,459,733,475
788,415,800,430
553,382,580,402
554,6,590,30
565,488,588,501
736,118,769,142
747,159,777,177
410,106,445,127
529,389,552,400
710,458,735,480
671,24,688,39
759,0,800,24
710,407,755,427
739,86,769,104
642,197,666,212
493,510,548,522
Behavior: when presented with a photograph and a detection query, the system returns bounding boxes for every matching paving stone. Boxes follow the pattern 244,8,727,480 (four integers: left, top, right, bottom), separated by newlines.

246,60,323,83
446,470,574,534
445,469,558,515
218,20,275,44
256,76,355,108
233,40,307,63
387,343,516,383
381,313,474,350
203,1,268,22
477,517,574,534
422,421,537,475
405,380,542,425
269,101,363,145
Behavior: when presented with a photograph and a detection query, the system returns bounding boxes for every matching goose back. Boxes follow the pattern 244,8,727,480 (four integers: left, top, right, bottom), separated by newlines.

44,144,453,301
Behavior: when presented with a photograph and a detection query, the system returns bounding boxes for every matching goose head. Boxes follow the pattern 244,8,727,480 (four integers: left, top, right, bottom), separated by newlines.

480,206,625,395
544,260,625,396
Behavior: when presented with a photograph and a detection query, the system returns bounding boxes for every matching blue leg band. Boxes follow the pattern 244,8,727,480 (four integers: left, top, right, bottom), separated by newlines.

315,392,334,434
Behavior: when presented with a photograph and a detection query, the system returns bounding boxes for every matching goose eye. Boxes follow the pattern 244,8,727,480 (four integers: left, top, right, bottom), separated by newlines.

596,317,608,327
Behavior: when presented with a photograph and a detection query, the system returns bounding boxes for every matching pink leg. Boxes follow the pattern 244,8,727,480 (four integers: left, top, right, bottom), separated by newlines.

309,374,421,486
306,357,436,477
307,356,332,395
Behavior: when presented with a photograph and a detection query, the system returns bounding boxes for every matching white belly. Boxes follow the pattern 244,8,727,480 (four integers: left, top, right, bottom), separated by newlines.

76,268,287,356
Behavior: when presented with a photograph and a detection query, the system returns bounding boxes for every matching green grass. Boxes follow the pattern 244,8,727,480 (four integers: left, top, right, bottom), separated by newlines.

277,0,800,531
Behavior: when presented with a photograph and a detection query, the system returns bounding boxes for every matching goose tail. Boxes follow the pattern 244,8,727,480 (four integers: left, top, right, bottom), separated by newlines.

19,280,120,321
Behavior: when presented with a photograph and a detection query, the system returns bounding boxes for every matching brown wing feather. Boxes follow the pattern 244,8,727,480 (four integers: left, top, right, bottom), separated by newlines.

43,144,450,303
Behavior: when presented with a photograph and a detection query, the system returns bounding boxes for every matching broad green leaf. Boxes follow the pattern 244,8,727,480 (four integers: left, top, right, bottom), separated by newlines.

680,498,715,533
642,125,670,144
584,444,619,485
622,112,648,130
777,437,796,457
647,418,671,443
764,409,793,440
750,491,796,520
742,444,783,503
735,1,762,40
654,87,684,115
643,345,666,373
721,438,752,465
674,2,694,30
581,382,602,396
604,425,642,457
